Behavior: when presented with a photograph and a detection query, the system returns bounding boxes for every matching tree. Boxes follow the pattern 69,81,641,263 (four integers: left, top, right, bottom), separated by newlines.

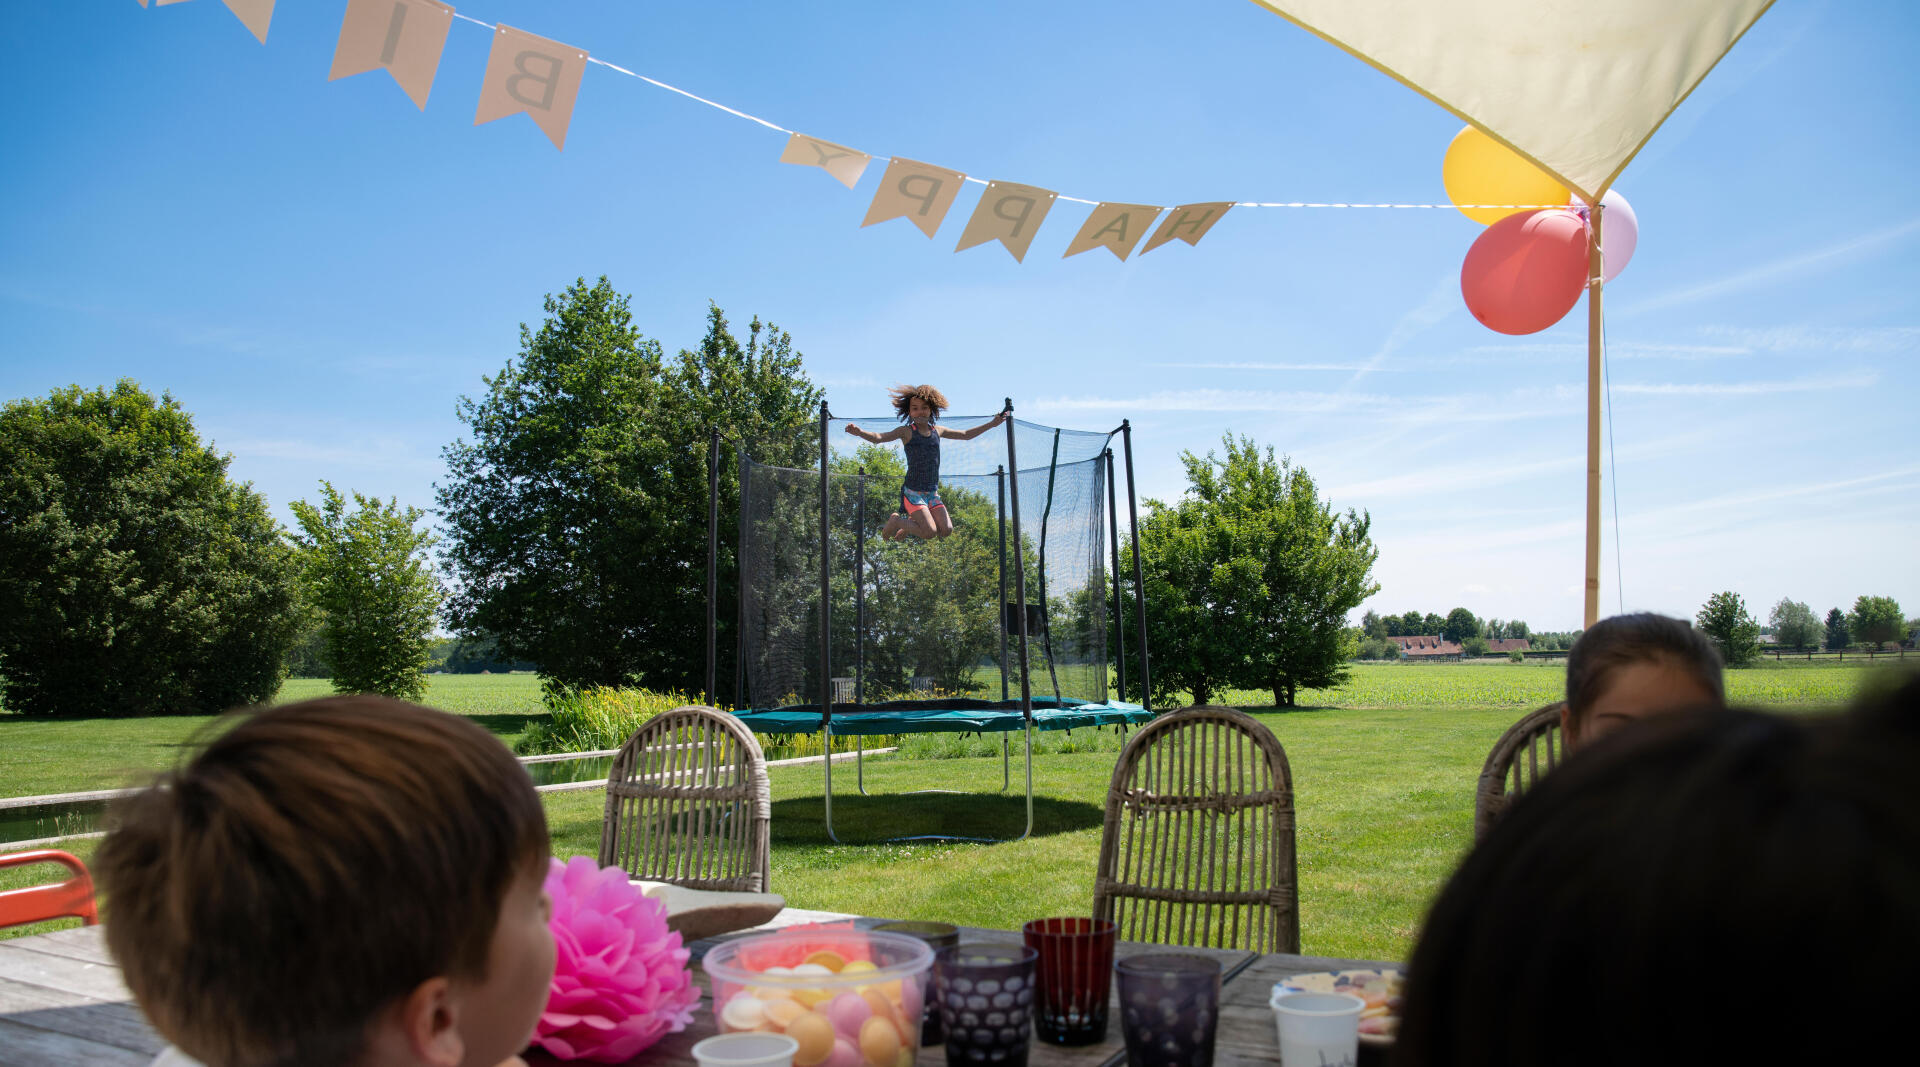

1360,610,1386,639
1130,436,1378,708
1849,595,1905,649
289,482,442,702
1443,608,1481,645
437,280,821,697
0,382,302,716
1484,617,1506,641
1461,634,1490,657
1767,598,1821,651
1824,607,1850,650
1507,619,1530,641
1398,611,1424,635
1696,591,1760,667
1423,612,1446,636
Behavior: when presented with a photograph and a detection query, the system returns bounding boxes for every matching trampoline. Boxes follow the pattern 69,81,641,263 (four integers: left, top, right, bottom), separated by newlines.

702,398,1154,842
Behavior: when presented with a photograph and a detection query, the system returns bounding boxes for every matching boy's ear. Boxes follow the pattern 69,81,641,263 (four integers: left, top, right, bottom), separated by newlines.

395,976,465,1067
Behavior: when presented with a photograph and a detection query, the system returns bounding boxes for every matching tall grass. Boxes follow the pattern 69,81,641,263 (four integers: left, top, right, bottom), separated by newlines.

515,686,694,755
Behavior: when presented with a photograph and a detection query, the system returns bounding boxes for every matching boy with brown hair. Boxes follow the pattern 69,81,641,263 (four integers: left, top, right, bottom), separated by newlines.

95,695,555,1067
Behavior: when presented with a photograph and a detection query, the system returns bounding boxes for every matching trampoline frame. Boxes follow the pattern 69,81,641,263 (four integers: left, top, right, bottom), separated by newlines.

704,398,1153,843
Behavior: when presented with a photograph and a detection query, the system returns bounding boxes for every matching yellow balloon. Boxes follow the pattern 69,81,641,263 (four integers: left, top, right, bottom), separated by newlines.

1441,125,1569,225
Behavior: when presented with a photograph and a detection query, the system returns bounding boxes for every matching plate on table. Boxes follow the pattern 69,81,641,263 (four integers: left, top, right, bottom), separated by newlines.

1273,968,1404,1046
631,881,787,942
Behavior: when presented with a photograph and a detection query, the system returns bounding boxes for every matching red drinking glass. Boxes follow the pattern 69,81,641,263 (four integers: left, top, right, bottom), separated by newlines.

1022,917,1119,1045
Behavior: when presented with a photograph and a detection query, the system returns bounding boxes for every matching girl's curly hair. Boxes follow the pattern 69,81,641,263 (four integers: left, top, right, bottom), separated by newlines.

888,384,950,422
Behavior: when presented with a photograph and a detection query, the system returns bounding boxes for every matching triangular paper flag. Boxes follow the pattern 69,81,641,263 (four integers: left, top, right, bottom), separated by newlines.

779,133,872,190
861,158,966,238
330,0,455,110
1063,203,1163,261
474,24,588,150
1140,202,1233,255
221,0,275,43
955,181,1058,263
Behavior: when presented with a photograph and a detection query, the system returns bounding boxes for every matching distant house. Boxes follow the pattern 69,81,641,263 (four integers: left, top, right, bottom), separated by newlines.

1389,635,1531,658
1391,635,1461,658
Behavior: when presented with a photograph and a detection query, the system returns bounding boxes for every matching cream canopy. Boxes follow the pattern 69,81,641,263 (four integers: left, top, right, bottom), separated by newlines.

1247,0,1775,202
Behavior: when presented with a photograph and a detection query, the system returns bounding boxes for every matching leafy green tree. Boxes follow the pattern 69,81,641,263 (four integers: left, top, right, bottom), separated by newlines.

1443,608,1481,645
437,280,821,698
1824,608,1850,650
1398,611,1425,636
1696,591,1761,667
289,482,442,702
1507,619,1530,641
1360,610,1386,639
1355,635,1400,660
1461,634,1490,657
0,382,302,716
1423,612,1446,635
1767,598,1821,651
1130,436,1377,708
1849,595,1905,649
1484,618,1506,641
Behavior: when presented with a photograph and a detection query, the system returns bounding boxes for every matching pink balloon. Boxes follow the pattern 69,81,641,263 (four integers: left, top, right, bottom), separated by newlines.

1571,189,1639,283
1460,208,1590,335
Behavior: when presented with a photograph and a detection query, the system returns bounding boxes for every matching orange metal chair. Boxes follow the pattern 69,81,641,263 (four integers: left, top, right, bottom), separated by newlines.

0,849,100,929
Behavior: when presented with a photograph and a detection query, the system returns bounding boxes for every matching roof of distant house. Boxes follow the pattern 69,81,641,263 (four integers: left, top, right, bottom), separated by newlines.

1390,635,1462,656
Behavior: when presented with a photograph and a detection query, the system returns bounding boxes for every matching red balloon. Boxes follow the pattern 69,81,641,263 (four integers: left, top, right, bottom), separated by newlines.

1460,208,1590,335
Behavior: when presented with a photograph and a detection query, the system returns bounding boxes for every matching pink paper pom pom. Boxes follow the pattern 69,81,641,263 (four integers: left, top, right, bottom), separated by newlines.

533,856,699,1062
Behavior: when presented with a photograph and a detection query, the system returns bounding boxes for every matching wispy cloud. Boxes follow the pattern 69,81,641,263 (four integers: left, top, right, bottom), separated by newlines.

1697,325,1920,354
1608,372,1876,397
1625,216,1920,313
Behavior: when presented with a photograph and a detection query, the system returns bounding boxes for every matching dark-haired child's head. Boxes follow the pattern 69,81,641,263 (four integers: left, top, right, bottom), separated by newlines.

888,383,949,424
1395,684,1920,1067
96,695,554,1067
1561,612,1723,746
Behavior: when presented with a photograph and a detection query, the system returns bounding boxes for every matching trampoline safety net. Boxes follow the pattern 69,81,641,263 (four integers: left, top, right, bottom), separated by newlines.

735,414,1119,717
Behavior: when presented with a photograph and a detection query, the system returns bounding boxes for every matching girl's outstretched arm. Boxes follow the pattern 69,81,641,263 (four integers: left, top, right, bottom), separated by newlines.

943,410,1010,441
844,423,906,444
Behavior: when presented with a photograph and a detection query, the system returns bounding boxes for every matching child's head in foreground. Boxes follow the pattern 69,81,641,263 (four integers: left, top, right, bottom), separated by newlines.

96,695,554,1067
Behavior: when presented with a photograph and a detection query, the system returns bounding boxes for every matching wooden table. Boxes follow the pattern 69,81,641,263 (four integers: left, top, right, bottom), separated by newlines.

0,923,1396,1067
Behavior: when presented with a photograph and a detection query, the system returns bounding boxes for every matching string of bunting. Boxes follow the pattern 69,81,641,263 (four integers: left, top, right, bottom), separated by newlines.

136,0,1561,263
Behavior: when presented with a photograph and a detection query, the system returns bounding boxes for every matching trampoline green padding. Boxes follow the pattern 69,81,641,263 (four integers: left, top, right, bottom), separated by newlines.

732,699,1152,737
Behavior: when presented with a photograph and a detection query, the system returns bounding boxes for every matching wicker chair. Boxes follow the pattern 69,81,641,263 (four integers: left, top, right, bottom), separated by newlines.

599,705,772,892
1474,702,1567,840
1093,705,1300,953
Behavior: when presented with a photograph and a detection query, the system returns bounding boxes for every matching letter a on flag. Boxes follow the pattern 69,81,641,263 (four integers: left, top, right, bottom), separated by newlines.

330,0,455,110
474,24,588,150
1063,203,1163,261
221,0,277,43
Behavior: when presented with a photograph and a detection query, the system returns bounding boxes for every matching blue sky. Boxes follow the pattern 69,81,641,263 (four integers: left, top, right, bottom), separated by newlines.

4,0,1915,632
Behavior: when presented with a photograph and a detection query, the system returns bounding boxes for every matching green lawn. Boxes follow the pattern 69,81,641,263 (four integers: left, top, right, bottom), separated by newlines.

4,662,1895,955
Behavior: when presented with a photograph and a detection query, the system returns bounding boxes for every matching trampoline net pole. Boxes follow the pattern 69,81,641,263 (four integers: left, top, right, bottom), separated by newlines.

1106,448,1126,702
1122,420,1151,711
707,429,720,704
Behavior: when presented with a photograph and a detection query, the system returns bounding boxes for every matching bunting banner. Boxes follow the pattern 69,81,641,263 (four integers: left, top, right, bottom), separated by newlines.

955,181,1058,262
861,158,966,238
1140,202,1234,255
330,0,454,110
778,133,872,190
1063,202,1164,261
121,2,1571,266
474,24,587,150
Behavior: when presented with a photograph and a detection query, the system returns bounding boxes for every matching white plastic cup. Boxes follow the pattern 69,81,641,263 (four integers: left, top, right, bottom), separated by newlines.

692,1032,800,1067
1269,991,1365,1067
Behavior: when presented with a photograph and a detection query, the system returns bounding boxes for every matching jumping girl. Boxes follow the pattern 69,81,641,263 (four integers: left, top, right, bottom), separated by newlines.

844,384,1008,541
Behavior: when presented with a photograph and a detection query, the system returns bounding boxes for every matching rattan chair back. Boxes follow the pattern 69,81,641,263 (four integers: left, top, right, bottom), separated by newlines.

599,705,772,892
1093,705,1300,953
1474,702,1566,840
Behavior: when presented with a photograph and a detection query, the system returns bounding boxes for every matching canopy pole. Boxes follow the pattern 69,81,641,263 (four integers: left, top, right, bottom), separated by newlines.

1584,202,1605,629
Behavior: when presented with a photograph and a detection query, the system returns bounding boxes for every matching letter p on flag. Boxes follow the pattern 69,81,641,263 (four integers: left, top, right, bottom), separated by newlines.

474,24,587,150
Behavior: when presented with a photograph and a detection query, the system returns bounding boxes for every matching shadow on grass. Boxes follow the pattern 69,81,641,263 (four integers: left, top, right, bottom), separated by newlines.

770,792,1103,845
466,711,548,739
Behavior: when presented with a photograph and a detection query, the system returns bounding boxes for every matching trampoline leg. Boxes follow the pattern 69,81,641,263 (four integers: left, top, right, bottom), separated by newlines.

1001,734,1010,792
1021,723,1034,842
824,726,842,844
856,735,869,796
